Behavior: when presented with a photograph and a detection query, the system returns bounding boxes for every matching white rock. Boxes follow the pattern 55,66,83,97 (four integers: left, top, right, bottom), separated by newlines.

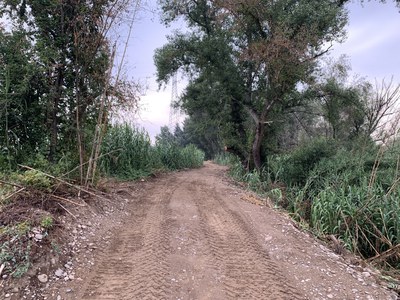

362,272,371,277
37,274,48,283
35,233,44,240
55,269,64,277
57,295,62,300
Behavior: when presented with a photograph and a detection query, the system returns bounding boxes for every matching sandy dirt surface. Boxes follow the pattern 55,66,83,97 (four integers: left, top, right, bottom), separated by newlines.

2,162,399,299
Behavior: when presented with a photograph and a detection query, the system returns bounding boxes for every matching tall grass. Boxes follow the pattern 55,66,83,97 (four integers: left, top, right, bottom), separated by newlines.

216,139,400,267
101,124,205,179
101,125,154,178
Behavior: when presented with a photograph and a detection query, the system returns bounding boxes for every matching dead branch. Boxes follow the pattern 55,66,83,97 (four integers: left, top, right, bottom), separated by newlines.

2,188,26,202
366,244,400,263
0,180,24,189
58,203,77,219
49,194,86,207
60,148,122,178
18,165,113,203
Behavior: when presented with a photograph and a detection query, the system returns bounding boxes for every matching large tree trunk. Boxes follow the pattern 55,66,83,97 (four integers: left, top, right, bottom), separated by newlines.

247,98,275,170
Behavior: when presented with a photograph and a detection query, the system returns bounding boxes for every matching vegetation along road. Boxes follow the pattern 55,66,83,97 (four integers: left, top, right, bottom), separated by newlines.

51,163,395,300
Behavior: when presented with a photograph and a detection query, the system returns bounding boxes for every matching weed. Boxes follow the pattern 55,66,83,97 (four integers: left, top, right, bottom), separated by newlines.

0,225,32,278
40,216,54,229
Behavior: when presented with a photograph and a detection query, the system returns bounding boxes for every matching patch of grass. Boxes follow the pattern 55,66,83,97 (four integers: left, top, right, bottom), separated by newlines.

101,124,205,179
0,224,32,278
222,140,400,268
40,216,54,229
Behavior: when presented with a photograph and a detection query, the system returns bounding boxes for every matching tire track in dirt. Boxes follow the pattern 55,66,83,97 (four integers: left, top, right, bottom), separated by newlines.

51,163,398,299
167,178,226,299
189,177,304,300
77,168,305,299
78,177,178,300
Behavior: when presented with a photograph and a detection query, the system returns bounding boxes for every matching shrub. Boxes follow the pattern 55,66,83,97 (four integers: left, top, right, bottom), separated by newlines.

17,170,52,190
282,138,337,186
214,152,237,166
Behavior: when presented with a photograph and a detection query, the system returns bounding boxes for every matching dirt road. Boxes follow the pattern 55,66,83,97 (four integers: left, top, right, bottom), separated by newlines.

62,163,396,299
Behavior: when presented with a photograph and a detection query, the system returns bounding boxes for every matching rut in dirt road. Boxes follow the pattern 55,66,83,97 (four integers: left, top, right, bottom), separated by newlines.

76,163,304,300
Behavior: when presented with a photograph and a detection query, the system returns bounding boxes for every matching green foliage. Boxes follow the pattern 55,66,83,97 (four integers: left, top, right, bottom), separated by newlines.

286,145,400,261
281,138,337,186
101,124,205,179
0,224,32,278
180,144,205,169
221,139,400,265
156,0,347,168
101,124,154,179
40,216,54,229
154,142,204,171
214,152,237,166
16,170,52,190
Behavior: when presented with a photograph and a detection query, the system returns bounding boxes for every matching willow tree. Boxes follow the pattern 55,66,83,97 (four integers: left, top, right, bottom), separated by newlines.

155,0,347,169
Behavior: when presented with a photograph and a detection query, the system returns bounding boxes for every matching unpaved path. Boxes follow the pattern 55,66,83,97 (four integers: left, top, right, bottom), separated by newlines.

60,163,396,299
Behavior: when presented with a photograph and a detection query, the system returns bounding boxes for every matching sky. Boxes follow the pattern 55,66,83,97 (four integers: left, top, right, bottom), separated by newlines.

125,0,400,140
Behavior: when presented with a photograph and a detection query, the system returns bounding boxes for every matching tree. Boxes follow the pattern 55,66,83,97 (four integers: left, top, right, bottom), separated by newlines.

0,27,46,166
363,78,400,141
0,0,139,178
155,0,347,169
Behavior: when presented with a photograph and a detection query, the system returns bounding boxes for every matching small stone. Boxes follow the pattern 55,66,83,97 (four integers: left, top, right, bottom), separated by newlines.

2,274,7,279
57,295,62,300
37,274,48,283
362,272,371,277
66,288,73,293
5,293,10,298
35,233,44,240
55,269,64,277
327,294,334,299
12,287,19,293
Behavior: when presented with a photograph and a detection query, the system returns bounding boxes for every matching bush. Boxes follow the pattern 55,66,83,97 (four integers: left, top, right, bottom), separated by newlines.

214,152,237,166
17,170,52,191
288,146,400,262
221,139,400,265
281,138,337,186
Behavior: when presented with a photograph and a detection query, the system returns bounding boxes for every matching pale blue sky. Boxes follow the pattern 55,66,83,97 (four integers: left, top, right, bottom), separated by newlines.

125,0,400,139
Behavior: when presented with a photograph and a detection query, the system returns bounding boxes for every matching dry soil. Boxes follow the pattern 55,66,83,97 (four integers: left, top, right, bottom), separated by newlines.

3,162,399,300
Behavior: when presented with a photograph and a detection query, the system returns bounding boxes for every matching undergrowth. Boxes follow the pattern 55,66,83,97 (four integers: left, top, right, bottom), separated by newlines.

0,123,205,278
100,124,205,179
215,140,400,271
